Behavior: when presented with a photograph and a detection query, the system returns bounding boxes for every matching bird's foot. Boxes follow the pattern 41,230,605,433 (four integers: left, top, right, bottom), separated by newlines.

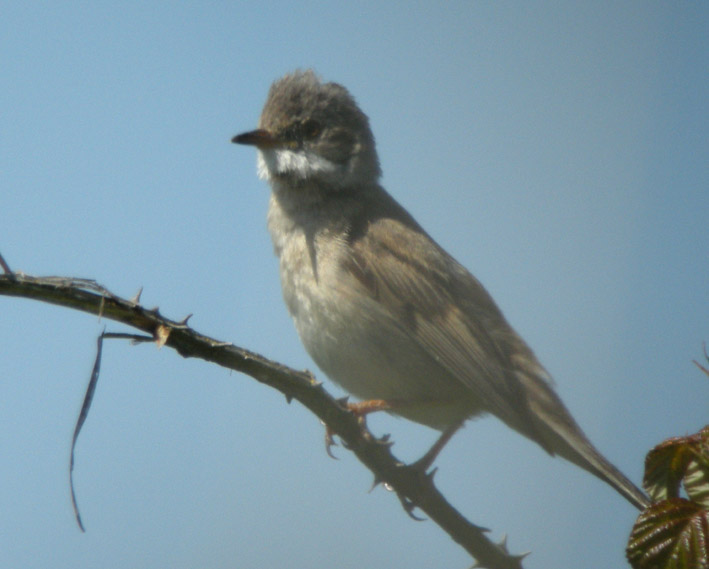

323,398,394,458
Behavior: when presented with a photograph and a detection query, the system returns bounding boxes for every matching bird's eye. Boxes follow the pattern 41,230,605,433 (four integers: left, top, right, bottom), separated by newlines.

301,119,322,139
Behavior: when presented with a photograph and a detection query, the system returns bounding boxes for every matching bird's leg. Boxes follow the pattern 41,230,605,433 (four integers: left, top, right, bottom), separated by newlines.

410,420,464,473
325,400,462,471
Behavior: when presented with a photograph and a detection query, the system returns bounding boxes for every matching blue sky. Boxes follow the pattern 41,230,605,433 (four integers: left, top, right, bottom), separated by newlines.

1,3,707,568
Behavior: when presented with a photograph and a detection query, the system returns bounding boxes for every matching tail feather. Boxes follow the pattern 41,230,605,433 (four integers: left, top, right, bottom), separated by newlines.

535,412,650,510
516,370,650,510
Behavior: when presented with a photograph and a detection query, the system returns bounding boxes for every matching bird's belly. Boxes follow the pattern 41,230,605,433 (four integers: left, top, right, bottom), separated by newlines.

288,279,479,430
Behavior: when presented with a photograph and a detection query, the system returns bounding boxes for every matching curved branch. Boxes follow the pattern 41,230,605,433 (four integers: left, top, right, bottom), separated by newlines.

0,272,526,569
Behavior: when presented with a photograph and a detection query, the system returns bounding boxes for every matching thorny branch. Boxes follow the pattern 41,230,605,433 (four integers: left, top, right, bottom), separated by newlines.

0,269,526,569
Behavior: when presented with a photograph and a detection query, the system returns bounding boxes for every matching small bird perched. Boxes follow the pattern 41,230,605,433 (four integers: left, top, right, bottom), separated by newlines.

232,69,649,510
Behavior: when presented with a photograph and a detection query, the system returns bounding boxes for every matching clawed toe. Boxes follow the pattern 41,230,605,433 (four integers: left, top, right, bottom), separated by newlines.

324,425,339,459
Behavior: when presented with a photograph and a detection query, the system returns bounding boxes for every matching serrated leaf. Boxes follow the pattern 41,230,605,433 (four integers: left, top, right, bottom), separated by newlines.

645,437,698,501
627,498,709,569
684,429,709,508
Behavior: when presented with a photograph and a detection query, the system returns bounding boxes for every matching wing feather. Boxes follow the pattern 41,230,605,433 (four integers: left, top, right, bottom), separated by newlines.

345,209,546,438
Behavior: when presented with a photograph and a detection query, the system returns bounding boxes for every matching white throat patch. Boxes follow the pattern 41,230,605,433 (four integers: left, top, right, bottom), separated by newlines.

258,148,338,181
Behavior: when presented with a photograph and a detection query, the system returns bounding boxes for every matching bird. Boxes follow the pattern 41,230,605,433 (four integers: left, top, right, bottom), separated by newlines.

232,69,650,510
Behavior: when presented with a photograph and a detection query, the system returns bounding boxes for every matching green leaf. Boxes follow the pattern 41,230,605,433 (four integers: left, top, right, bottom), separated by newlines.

684,428,709,508
644,427,709,503
627,498,709,569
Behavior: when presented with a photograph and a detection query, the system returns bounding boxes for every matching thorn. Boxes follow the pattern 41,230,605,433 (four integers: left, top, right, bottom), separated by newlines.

0,251,12,274
303,369,319,384
493,534,528,562
425,466,438,482
368,474,383,493
177,314,193,327
335,396,350,407
376,433,392,445
284,393,293,404
130,287,143,304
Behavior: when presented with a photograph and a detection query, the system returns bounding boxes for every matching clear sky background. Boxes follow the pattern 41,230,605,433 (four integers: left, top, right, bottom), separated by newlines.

1,3,707,569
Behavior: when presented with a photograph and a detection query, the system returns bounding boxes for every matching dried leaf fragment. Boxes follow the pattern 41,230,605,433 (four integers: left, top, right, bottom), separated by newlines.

154,324,171,348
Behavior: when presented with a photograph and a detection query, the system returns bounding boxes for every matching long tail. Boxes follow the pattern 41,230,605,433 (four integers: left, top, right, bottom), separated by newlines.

516,370,650,510
553,429,650,510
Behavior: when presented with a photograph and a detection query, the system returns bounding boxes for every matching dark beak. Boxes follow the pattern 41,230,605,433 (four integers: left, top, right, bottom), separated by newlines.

231,129,280,148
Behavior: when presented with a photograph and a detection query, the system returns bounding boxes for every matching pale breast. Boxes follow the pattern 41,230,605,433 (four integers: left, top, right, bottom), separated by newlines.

266,194,479,429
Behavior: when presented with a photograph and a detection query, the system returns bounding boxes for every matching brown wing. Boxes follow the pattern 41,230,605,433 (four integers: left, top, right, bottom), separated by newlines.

343,198,547,440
